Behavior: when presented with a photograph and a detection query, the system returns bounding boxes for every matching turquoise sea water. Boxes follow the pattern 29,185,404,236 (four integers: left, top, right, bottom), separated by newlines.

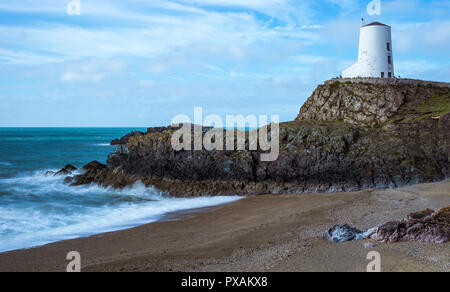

0,128,240,252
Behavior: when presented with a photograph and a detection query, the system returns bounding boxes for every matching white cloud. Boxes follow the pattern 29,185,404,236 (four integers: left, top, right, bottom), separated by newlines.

393,21,450,54
326,0,361,13
0,3,319,65
0,1,65,13
60,59,126,83
395,60,450,81
0,48,63,64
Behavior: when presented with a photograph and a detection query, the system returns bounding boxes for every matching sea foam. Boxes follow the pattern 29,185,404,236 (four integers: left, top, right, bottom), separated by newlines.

0,171,241,252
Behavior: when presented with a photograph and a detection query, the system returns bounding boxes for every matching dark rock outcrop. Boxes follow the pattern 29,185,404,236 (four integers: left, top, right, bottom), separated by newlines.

63,176,74,184
54,164,77,176
81,161,106,171
111,131,145,145
372,205,450,243
71,161,107,186
64,164,77,172
110,125,201,145
45,171,55,176
70,78,450,197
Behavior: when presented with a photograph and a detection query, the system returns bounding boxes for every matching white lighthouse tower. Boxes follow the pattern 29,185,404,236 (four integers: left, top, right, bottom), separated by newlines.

343,20,394,78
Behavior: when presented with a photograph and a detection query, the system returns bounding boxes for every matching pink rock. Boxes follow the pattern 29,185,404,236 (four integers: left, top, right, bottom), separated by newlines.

372,206,450,243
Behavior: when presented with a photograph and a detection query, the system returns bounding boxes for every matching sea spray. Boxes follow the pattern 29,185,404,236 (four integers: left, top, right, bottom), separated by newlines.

0,173,241,252
0,128,241,253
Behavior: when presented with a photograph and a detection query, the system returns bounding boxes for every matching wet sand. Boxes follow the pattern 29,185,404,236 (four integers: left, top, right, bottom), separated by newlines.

0,180,448,272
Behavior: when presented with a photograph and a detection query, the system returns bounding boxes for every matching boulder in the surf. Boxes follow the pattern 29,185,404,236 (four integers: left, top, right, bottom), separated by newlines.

54,164,77,176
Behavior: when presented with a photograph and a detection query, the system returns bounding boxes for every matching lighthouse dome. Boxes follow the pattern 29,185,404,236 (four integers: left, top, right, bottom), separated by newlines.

362,21,389,27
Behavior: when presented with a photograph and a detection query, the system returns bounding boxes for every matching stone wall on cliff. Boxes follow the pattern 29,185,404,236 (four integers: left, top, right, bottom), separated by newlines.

71,79,450,197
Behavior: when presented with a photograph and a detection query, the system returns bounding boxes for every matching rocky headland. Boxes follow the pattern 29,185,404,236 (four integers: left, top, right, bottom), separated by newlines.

63,78,449,197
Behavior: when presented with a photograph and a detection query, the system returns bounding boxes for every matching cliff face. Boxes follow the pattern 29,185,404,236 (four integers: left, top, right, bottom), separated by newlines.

297,78,449,127
72,78,450,197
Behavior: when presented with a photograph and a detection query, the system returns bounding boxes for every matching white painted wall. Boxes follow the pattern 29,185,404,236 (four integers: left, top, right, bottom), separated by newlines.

343,23,394,78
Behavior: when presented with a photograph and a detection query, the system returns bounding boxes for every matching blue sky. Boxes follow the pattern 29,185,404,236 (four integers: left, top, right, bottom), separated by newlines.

0,0,449,127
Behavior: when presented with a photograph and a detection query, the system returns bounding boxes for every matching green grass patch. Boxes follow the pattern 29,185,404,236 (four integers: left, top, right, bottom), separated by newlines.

415,94,450,121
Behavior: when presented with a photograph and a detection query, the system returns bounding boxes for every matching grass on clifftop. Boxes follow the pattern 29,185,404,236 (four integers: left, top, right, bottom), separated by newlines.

417,94,450,120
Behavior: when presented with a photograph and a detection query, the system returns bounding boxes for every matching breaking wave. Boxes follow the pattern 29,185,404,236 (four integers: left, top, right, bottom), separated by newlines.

0,170,241,252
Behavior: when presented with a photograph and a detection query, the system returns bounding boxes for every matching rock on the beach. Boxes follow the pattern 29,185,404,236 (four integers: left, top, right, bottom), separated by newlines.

323,224,367,243
372,206,450,243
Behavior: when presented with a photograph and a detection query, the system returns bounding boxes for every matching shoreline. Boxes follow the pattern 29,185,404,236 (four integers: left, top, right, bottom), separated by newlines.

0,180,448,272
0,196,242,254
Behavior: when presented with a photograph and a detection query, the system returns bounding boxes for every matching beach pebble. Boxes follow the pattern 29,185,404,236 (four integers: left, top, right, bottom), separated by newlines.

364,242,377,248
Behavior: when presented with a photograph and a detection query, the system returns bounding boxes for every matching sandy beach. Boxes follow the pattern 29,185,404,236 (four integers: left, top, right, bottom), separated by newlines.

0,180,448,272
